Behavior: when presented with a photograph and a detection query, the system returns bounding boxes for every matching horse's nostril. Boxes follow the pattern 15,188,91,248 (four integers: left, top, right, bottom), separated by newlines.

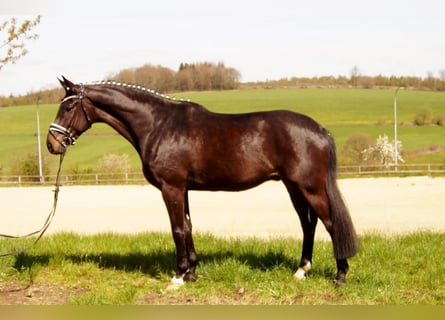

47,141,54,153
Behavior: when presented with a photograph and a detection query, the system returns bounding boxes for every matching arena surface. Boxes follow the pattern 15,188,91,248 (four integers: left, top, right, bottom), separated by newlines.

1,177,444,240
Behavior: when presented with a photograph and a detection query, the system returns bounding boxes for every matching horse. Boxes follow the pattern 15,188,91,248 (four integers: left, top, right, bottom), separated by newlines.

47,76,359,287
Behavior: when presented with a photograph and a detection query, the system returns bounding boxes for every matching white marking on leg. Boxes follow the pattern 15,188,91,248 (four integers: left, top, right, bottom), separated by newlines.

171,276,185,286
294,268,306,280
294,261,312,281
166,275,185,290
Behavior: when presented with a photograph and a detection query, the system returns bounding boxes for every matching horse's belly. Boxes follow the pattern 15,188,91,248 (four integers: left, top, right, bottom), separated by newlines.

188,165,280,191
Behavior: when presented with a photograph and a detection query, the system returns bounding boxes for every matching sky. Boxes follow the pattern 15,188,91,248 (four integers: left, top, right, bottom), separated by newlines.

0,0,444,96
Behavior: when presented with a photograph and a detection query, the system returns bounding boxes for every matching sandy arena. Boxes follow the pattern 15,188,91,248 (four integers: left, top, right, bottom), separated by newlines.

1,177,444,240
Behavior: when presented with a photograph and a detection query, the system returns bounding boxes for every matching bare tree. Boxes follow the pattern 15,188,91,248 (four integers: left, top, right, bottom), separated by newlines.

439,69,445,82
349,65,360,88
0,15,41,71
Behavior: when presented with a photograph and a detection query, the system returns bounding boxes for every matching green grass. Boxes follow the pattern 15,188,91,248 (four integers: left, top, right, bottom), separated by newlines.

0,88,444,174
0,232,443,304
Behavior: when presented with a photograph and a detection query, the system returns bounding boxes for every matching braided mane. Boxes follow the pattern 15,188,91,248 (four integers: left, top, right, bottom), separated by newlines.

85,80,191,103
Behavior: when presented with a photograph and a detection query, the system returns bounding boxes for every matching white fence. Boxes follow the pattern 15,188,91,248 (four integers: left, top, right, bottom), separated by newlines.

337,163,445,176
0,172,147,186
1,163,445,186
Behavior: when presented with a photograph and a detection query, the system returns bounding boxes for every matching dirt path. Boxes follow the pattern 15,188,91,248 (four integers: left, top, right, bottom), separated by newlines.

1,177,444,240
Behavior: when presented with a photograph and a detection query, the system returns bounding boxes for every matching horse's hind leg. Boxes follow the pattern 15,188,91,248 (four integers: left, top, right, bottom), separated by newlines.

286,179,350,284
285,183,318,280
300,186,350,285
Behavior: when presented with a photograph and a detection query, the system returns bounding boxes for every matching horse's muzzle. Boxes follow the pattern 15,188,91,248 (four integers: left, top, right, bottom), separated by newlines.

47,123,78,155
46,132,66,155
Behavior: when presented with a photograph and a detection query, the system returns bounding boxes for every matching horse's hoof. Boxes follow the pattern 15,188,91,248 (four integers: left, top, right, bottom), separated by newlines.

184,271,198,282
293,269,306,281
334,278,346,288
334,271,346,287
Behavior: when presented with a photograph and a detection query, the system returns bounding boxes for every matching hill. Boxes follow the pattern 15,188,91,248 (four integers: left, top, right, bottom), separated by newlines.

0,88,444,176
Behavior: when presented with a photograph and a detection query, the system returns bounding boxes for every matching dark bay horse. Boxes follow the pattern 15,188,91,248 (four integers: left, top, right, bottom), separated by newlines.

47,77,358,286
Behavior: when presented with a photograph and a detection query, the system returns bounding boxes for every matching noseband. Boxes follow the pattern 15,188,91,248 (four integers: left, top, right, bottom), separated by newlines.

49,84,92,148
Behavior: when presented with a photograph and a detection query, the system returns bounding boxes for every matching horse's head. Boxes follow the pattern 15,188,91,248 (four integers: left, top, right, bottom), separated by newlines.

47,76,93,154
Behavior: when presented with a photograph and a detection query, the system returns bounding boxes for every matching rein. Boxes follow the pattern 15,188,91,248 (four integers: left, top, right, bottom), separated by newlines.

0,153,65,257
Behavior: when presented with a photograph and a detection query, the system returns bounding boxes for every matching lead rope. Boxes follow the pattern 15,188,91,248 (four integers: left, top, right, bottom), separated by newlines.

0,154,65,257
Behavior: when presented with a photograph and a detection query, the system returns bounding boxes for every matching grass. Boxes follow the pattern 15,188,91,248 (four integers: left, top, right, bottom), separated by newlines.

0,231,444,304
0,88,444,175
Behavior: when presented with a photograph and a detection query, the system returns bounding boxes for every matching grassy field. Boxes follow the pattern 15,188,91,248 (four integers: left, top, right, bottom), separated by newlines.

0,231,443,304
0,88,444,174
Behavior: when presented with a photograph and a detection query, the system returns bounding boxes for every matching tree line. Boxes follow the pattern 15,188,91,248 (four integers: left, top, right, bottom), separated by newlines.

246,73,445,91
2,62,445,107
111,62,241,92
0,62,241,107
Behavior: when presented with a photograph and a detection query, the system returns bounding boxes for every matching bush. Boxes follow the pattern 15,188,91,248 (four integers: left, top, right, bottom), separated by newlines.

414,107,433,126
432,114,445,126
96,153,130,181
10,150,49,180
339,134,373,165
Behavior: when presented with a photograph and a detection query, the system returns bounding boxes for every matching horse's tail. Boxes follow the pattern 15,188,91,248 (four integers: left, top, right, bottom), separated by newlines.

325,132,359,259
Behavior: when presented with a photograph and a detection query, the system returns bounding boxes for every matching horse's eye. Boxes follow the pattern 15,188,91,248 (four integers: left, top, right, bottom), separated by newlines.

63,101,76,111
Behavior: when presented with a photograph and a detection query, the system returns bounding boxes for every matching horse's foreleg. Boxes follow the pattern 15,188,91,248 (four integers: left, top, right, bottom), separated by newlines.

162,184,189,287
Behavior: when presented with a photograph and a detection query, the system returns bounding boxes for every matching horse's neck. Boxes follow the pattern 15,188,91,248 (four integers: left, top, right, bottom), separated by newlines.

99,110,140,148
93,96,158,155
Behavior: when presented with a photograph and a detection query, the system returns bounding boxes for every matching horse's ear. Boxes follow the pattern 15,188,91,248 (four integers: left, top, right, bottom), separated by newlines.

58,76,75,92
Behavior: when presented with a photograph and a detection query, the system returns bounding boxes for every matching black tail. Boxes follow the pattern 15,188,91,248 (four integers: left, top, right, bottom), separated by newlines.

325,133,359,259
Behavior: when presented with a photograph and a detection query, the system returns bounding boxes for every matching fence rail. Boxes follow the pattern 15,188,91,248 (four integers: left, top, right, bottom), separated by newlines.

337,163,445,176
0,172,147,186
1,163,445,186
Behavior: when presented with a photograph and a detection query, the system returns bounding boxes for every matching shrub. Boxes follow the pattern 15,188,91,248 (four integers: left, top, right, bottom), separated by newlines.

340,134,373,165
414,107,433,126
432,114,445,126
10,150,49,180
96,153,130,181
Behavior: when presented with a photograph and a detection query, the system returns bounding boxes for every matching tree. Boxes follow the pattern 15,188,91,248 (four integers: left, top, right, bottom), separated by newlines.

0,15,41,71
439,69,445,82
362,134,404,168
349,65,360,88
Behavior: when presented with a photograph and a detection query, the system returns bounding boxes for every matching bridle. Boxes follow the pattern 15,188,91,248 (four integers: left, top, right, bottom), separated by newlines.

49,84,92,149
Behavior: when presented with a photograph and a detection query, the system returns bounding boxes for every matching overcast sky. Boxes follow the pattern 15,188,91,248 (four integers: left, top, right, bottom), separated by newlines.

1,0,444,96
